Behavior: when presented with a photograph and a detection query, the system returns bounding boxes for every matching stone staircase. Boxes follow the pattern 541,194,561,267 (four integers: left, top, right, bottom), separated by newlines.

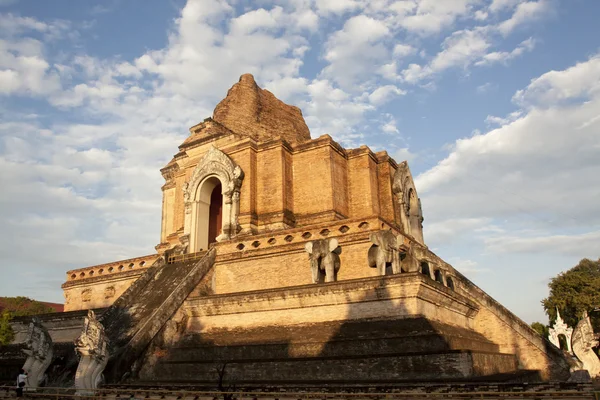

99,248,216,383
143,317,528,386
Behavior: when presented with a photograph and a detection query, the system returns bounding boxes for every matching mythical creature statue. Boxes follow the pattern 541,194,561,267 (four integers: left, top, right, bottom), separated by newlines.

74,310,109,394
305,238,341,283
368,230,407,275
548,308,573,354
571,311,600,378
21,317,53,388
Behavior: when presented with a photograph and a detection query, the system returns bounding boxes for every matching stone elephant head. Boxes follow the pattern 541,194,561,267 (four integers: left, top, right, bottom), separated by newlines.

305,238,342,283
368,230,405,275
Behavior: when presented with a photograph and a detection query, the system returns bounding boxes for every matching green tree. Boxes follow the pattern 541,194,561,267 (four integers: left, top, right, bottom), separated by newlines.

0,296,55,317
542,258,600,331
531,322,549,338
0,311,14,345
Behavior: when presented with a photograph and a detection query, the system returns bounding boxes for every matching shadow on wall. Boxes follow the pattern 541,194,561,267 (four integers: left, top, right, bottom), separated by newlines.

456,273,570,381
133,265,545,387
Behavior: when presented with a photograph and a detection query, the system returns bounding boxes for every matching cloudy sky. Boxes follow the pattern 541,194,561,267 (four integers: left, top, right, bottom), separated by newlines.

1,0,598,324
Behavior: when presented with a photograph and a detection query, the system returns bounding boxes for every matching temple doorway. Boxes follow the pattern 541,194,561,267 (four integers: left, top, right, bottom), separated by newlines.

208,183,222,244
192,177,223,252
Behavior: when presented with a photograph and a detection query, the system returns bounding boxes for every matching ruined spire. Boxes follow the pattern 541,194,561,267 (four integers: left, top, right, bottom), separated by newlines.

212,74,311,145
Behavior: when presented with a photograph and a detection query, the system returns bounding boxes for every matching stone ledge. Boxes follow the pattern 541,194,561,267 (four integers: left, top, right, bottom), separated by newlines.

61,269,145,288
184,272,479,331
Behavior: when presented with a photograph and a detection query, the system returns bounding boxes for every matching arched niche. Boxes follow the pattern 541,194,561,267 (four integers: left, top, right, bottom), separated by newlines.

420,261,431,278
434,269,444,285
182,145,244,253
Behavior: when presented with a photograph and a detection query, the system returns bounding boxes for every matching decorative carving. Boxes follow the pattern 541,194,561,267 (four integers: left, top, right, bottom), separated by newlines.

74,310,109,394
305,238,342,283
392,162,424,244
571,311,600,378
548,308,573,354
368,230,406,275
21,317,53,389
81,289,92,302
182,145,245,251
104,286,115,299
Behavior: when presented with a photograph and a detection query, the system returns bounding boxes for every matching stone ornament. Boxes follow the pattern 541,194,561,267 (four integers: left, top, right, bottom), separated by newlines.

392,162,424,244
182,145,245,251
74,310,109,394
571,311,600,378
22,317,54,389
305,238,341,283
368,230,407,276
548,308,573,354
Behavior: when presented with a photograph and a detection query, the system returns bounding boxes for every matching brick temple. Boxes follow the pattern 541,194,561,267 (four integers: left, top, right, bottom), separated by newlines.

3,74,571,387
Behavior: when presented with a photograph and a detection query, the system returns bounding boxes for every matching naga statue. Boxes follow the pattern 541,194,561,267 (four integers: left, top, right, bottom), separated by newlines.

21,317,54,389
74,310,109,394
571,311,600,378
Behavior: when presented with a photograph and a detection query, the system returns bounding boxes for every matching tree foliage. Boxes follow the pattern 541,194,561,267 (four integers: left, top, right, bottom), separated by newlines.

0,311,15,345
531,322,549,338
0,296,55,317
0,296,57,346
542,258,600,331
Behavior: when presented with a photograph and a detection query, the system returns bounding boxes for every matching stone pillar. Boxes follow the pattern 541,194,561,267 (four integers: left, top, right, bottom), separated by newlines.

217,192,233,241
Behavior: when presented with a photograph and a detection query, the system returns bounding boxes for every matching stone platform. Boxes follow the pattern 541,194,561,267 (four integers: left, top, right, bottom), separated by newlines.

137,272,537,385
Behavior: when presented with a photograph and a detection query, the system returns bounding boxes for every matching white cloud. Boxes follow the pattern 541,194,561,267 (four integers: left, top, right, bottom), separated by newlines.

474,37,535,66
321,15,390,89
368,84,406,105
417,54,600,242
497,0,553,36
485,231,600,257
476,82,496,93
489,0,519,13
513,54,600,108
398,0,479,36
401,27,490,83
315,0,362,16
393,43,416,58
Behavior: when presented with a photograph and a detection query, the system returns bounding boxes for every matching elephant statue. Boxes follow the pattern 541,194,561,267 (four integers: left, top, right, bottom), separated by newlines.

368,230,407,275
305,238,341,283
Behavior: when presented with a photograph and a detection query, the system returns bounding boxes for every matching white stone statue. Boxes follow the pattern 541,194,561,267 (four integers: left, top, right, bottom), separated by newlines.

22,317,53,389
74,310,109,395
571,311,600,378
548,308,574,354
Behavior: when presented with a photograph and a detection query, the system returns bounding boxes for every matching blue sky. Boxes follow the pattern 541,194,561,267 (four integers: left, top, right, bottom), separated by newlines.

1,0,599,325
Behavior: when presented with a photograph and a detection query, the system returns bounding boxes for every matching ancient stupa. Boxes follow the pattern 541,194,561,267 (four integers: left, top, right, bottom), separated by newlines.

2,74,571,388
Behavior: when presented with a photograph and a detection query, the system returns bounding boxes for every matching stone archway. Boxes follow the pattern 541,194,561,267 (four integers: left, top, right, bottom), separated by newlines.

181,145,244,253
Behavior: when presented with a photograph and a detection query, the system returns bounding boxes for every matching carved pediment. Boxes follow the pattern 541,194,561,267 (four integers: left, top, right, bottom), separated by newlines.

184,145,244,203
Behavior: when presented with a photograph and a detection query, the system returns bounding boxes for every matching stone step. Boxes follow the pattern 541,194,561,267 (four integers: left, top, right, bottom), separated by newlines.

98,249,216,383
149,350,519,384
